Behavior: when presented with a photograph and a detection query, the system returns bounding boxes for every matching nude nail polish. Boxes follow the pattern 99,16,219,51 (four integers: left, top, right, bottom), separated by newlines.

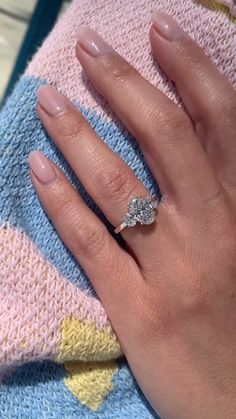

28,151,57,185
152,11,187,42
37,85,70,117
77,27,114,57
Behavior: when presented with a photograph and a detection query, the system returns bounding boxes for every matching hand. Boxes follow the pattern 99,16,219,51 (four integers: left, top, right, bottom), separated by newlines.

28,11,236,419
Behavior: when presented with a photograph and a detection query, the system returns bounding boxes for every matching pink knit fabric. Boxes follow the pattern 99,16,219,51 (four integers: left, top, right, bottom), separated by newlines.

0,0,236,415
2,0,236,374
0,225,113,369
26,0,236,121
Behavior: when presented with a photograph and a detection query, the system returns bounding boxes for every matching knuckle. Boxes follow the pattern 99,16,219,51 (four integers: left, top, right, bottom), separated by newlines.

52,198,74,225
50,191,108,256
169,112,191,135
96,164,135,203
56,111,87,147
142,102,161,126
143,102,190,137
99,54,137,85
134,283,208,343
74,221,107,255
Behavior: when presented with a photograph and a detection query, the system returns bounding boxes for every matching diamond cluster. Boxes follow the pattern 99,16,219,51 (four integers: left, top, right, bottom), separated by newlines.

123,196,159,227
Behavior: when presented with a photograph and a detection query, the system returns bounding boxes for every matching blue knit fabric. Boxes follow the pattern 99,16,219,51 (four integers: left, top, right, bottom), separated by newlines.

0,75,160,418
0,361,157,418
0,76,159,294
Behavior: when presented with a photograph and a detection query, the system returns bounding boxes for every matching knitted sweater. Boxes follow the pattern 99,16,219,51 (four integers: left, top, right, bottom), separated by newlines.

0,1,235,418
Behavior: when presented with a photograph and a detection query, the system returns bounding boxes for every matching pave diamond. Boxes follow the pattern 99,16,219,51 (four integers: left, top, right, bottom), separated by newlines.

123,213,137,227
124,196,158,227
145,196,159,209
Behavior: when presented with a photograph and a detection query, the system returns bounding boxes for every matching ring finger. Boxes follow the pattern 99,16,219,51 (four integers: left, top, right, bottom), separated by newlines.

36,85,160,261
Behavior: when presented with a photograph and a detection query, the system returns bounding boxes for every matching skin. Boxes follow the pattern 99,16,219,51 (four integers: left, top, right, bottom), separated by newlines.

29,14,236,419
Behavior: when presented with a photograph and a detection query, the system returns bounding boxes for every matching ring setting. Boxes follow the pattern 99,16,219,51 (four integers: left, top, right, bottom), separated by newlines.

114,195,160,234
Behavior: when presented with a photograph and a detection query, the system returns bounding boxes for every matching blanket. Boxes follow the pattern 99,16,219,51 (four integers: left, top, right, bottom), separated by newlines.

0,0,235,417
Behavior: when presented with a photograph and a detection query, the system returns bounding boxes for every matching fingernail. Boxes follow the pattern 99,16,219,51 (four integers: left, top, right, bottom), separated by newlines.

152,11,187,42
28,151,57,185
37,85,70,117
77,27,114,57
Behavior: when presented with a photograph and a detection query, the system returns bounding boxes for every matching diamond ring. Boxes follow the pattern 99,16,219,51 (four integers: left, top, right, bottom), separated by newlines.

114,195,160,234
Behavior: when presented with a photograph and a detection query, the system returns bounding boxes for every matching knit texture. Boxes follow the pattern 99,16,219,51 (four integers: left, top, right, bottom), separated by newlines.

0,1,235,417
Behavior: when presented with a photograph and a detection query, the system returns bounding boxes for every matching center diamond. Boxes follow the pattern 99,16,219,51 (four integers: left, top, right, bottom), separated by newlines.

123,196,158,227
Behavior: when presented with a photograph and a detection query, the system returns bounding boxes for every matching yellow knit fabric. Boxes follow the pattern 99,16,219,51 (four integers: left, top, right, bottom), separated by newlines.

200,0,236,20
56,316,122,363
64,360,118,411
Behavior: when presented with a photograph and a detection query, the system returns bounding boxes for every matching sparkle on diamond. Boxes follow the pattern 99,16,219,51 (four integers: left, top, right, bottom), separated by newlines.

124,196,158,227
123,213,137,227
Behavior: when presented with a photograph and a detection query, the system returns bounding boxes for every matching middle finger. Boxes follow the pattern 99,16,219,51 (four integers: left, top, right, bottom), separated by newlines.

75,27,221,212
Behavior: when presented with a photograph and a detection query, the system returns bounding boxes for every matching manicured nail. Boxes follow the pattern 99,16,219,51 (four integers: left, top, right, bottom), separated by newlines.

37,85,70,117
28,151,57,185
77,27,114,57
152,11,187,42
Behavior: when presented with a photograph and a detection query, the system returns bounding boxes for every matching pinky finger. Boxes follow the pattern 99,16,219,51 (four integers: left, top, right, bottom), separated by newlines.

28,151,142,323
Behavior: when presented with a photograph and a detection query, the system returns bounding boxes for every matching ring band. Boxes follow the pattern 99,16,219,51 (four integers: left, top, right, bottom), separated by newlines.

114,195,160,234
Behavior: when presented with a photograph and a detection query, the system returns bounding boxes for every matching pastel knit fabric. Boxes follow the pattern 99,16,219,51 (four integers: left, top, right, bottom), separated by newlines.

0,0,235,418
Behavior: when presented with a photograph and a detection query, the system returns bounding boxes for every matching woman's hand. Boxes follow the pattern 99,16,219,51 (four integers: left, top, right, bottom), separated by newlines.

28,11,236,419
